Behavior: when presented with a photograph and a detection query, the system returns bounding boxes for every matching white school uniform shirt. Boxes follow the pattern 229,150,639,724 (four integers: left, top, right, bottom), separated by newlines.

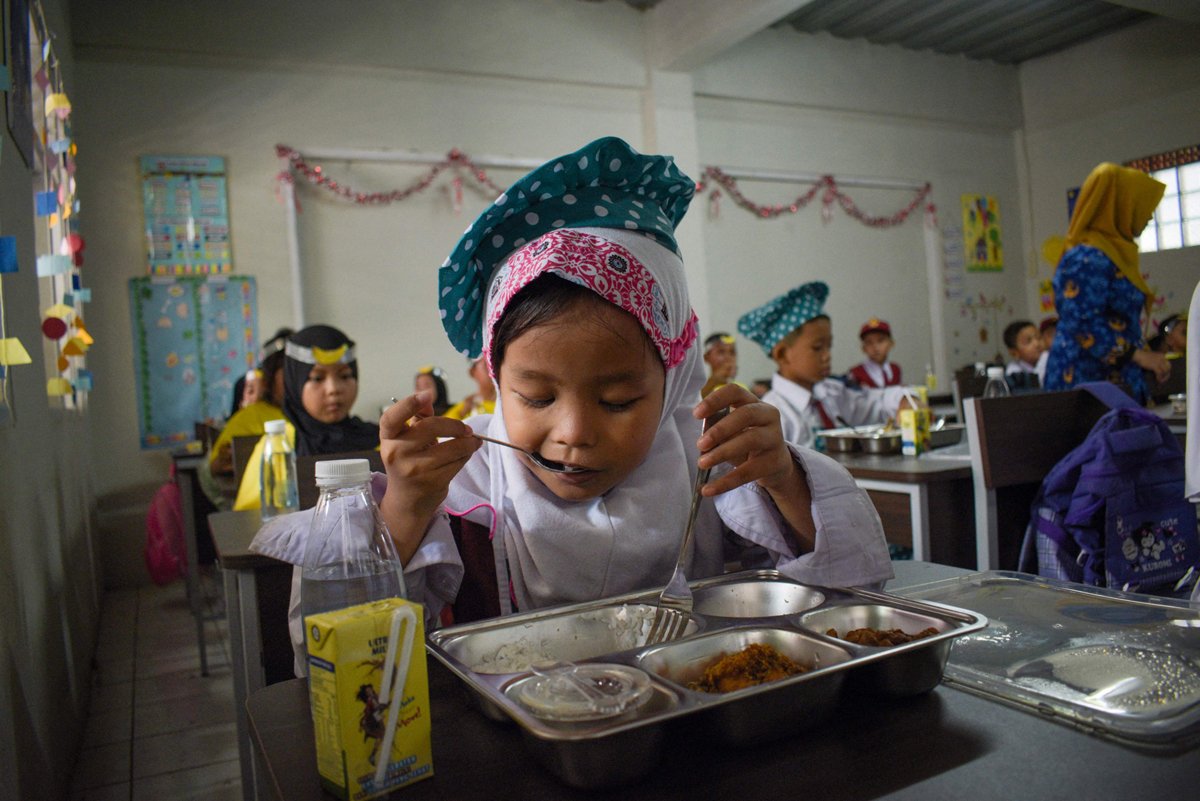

762,373,906,449
1035,349,1049,386
1005,359,1037,376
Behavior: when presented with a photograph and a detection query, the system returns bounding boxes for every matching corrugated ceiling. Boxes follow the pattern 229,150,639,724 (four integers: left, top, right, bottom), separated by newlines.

776,0,1150,64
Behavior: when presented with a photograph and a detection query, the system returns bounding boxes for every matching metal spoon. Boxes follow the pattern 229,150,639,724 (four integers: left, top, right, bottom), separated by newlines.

390,397,587,474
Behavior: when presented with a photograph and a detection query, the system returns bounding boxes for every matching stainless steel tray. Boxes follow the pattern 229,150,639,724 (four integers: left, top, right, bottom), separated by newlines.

426,570,987,788
899,570,1200,750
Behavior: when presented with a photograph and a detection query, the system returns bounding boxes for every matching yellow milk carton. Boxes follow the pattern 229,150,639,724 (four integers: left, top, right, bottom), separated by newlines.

306,598,432,799
898,408,930,456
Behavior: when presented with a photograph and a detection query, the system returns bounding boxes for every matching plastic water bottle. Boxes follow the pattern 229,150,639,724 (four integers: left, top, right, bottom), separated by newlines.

982,366,1011,398
259,419,298,521
300,458,406,632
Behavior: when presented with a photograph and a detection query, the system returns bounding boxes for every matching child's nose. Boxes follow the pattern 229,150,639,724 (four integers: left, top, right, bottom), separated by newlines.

550,406,599,448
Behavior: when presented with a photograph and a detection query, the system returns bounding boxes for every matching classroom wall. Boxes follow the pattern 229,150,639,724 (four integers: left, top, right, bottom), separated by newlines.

71,0,1041,499
0,4,104,800
1018,17,1200,325
690,28,1027,384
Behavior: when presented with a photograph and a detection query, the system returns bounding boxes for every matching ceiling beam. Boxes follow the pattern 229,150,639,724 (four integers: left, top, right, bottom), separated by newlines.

648,0,818,72
1103,0,1200,22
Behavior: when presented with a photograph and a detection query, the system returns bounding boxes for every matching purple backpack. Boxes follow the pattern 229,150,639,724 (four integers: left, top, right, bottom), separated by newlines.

1019,384,1199,597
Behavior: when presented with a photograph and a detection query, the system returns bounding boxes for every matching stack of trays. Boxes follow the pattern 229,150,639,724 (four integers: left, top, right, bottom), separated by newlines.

427,570,987,788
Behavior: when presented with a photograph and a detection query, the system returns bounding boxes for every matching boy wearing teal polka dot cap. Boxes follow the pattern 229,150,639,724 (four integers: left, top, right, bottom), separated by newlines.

739,282,907,448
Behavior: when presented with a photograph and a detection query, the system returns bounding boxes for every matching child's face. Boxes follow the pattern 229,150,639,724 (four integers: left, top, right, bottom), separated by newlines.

773,317,832,390
414,373,437,397
1010,324,1042,365
497,300,665,502
301,362,358,424
1166,319,1187,352
1040,324,1056,350
241,373,264,407
860,332,893,365
704,341,737,381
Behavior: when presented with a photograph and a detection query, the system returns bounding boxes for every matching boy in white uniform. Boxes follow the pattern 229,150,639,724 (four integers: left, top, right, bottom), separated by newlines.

739,282,906,448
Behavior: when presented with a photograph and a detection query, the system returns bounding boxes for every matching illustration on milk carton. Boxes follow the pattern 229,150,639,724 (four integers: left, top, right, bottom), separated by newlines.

306,597,432,799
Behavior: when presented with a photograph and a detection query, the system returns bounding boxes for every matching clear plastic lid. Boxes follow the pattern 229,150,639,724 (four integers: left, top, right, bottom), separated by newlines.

264,419,287,434
517,662,653,722
314,458,371,487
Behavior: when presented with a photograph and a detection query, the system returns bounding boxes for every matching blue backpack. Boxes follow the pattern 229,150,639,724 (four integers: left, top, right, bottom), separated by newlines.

1019,384,1199,597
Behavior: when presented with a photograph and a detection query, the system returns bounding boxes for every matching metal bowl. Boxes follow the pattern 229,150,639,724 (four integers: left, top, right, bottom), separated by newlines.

821,426,902,454
692,579,825,618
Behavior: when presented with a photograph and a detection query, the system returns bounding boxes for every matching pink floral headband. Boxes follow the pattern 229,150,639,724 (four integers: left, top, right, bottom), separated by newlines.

483,229,698,376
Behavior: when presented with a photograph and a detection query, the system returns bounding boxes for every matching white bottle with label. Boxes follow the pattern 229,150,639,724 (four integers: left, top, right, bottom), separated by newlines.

259,419,299,521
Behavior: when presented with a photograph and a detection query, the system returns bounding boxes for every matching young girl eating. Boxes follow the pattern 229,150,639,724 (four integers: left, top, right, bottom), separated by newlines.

233,324,379,509
255,138,892,654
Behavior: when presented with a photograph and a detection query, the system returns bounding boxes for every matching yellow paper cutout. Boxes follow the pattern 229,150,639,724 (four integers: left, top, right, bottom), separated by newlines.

49,212,59,227
46,377,73,396
45,303,74,318
63,339,86,356
74,326,94,345
312,344,348,364
57,354,69,370
44,93,71,116
0,337,32,365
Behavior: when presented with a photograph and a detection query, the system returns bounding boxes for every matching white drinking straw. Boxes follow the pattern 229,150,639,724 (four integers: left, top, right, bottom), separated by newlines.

374,605,417,790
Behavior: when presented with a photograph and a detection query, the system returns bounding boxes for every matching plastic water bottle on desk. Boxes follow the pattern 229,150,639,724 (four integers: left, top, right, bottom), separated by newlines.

300,458,406,635
260,419,298,521
982,366,1011,398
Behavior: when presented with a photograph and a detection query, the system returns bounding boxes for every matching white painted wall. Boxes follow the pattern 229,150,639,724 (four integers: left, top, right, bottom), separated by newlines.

1018,17,1200,325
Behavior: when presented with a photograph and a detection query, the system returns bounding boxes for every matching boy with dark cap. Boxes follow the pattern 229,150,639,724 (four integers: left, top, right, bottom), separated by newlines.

739,282,906,448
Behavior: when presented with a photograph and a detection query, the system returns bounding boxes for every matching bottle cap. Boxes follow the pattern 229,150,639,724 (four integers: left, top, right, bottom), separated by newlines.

315,458,372,486
986,366,1005,379
264,419,287,434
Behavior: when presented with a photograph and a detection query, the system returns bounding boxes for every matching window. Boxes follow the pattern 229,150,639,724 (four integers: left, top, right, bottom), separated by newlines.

1128,145,1200,253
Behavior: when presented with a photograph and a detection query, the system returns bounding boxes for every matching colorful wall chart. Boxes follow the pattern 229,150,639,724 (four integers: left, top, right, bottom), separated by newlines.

141,155,232,275
129,276,257,449
961,194,1003,271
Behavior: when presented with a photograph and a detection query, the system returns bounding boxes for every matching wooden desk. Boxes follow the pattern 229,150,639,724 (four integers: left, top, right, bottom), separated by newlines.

246,641,1193,800
210,509,294,801
172,449,214,676
828,450,975,568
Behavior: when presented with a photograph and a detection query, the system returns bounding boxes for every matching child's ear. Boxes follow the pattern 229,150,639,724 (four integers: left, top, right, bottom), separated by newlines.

770,342,787,364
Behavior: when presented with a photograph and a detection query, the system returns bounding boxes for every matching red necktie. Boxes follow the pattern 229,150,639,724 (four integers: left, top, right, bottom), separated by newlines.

812,397,835,429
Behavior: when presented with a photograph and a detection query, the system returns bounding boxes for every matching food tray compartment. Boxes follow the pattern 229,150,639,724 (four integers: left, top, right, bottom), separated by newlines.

637,626,853,744
800,602,964,696
437,602,701,675
426,570,987,786
899,570,1200,748
691,579,825,618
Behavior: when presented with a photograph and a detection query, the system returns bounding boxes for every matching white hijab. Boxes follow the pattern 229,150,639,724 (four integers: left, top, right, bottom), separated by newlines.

445,227,724,613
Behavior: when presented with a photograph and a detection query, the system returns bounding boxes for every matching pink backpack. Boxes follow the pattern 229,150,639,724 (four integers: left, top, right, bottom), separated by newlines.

145,468,187,585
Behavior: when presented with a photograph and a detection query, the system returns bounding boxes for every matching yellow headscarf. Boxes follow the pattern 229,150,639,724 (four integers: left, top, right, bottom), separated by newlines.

1060,162,1165,300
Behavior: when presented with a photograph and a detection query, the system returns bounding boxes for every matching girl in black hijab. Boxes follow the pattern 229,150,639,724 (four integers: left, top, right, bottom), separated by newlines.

281,325,379,456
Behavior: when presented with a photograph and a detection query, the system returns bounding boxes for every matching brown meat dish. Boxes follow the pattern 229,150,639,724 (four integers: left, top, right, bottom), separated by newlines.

827,626,938,646
687,643,809,693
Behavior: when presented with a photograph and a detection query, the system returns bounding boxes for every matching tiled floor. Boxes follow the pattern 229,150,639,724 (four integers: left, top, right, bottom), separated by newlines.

71,573,242,801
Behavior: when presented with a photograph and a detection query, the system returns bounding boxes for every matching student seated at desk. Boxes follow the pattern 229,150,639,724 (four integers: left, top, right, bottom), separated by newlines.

209,328,292,476
738,281,906,448
233,325,379,510
1004,319,1043,391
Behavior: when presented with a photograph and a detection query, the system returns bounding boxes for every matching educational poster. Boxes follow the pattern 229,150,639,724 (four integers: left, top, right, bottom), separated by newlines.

140,155,233,275
941,222,965,300
129,275,257,449
961,194,1003,271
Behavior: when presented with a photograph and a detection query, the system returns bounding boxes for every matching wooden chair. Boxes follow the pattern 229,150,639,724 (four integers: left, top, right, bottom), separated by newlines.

295,450,383,510
964,388,1111,571
230,434,263,491
951,365,990,423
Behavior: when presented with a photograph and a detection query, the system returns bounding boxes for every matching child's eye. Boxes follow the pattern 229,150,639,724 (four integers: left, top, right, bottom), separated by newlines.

601,397,640,412
515,392,552,409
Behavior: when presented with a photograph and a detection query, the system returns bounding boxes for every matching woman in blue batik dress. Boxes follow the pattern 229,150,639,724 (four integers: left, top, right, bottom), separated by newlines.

1043,163,1172,403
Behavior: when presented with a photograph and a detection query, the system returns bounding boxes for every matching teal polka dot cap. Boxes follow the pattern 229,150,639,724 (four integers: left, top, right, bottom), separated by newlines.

439,136,695,357
737,281,830,355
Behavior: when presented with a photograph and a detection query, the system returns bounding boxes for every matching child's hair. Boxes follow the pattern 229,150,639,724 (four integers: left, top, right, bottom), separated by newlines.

772,314,830,357
490,274,657,376
1003,320,1035,351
